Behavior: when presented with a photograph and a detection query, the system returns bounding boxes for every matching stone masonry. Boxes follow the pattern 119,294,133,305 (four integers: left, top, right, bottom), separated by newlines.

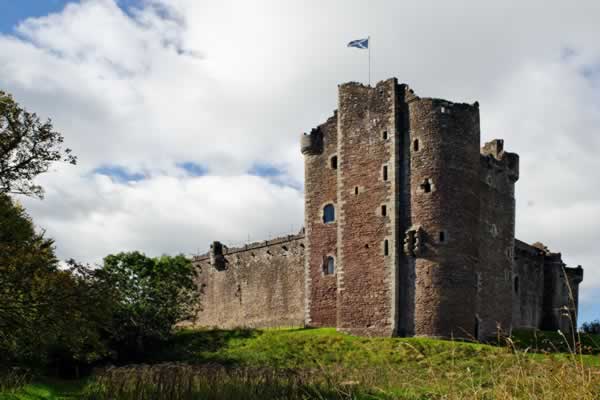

191,78,584,340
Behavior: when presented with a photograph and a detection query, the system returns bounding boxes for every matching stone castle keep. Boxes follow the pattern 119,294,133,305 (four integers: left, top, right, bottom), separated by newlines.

192,78,583,339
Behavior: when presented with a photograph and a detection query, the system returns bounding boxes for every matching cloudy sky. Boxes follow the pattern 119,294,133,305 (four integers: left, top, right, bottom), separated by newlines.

1,0,598,323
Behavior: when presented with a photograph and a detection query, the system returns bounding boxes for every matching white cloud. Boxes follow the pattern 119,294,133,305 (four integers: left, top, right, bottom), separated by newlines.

1,0,599,318
23,165,303,264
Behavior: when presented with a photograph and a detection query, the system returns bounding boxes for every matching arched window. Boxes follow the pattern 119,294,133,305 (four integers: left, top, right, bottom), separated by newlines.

323,204,335,223
323,256,335,275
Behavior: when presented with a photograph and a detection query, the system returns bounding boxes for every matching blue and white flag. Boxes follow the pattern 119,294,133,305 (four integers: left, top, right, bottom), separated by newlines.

347,38,369,49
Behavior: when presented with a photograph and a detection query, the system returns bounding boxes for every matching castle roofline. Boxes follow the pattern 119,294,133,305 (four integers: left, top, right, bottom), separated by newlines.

337,78,479,109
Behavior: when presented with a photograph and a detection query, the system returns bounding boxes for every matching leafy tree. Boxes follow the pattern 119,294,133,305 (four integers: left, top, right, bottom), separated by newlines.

99,252,198,360
0,194,57,361
0,195,112,374
0,90,76,198
581,320,600,335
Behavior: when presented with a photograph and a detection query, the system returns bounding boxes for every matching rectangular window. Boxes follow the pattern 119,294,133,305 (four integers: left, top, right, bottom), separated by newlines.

381,205,387,216
384,240,389,256
383,166,388,181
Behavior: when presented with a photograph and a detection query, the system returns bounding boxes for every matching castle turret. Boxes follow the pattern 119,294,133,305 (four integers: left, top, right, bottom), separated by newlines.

209,241,226,270
407,97,481,339
300,127,323,155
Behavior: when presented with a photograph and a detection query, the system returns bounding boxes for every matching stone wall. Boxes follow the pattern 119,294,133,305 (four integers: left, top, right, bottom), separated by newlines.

191,234,305,329
513,240,545,329
513,240,583,333
336,80,398,336
407,96,480,339
302,113,339,327
477,140,519,339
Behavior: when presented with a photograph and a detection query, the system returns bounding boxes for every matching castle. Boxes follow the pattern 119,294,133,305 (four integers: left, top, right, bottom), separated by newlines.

192,78,583,340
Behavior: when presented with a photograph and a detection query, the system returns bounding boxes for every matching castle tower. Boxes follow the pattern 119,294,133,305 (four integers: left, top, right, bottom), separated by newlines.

299,78,576,340
302,79,483,338
302,112,339,327
405,97,481,339
335,79,400,336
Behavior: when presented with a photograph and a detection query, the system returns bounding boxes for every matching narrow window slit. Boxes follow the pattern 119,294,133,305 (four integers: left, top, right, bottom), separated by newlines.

384,240,389,256
323,256,335,275
383,166,388,181
420,179,432,193
381,205,387,216
330,155,338,169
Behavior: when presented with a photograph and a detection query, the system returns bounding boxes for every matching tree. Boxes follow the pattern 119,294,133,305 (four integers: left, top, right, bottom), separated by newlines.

99,252,198,360
0,90,76,198
0,194,112,374
581,320,600,335
0,194,58,361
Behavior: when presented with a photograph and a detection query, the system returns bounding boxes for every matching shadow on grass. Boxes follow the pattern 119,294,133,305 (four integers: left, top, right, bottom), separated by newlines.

508,329,600,355
140,327,261,365
0,379,85,400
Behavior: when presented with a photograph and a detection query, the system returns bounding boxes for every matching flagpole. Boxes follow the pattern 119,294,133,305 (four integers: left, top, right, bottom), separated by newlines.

368,36,371,86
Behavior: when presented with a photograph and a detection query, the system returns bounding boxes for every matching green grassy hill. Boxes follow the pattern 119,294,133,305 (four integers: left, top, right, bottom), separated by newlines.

3,328,600,399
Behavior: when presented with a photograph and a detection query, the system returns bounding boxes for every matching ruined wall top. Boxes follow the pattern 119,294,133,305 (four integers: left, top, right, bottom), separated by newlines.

194,231,305,264
300,112,336,155
481,139,519,182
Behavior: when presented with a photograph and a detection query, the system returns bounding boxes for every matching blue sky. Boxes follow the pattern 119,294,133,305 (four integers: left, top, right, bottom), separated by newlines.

0,0,142,33
1,0,598,327
0,0,70,32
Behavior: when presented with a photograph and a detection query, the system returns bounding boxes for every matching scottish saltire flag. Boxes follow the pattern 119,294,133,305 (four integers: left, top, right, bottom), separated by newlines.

347,38,369,49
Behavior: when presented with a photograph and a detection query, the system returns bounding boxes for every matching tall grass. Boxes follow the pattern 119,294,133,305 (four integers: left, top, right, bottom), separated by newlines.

81,363,359,400
80,345,600,400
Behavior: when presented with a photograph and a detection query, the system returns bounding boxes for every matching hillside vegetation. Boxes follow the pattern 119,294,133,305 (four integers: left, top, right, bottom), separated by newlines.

2,328,600,399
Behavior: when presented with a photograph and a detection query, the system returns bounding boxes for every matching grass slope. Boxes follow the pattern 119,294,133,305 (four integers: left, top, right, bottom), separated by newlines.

4,328,600,399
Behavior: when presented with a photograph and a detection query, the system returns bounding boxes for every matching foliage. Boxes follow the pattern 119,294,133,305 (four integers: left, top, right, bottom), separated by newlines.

0,194,112,373
581,320,600,335
511,328,600,355
0,196,199,373
0,90,76,198
98,252,198,361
